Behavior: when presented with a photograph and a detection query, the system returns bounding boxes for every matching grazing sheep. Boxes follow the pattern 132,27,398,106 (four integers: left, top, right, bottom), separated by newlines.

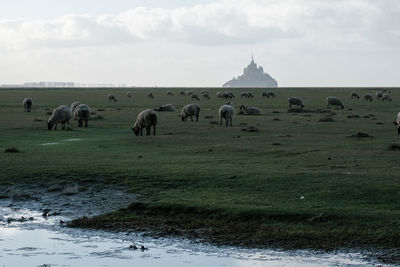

219,103,235,126
146,92,154,99
179,91,186,96
47,105,73,130
127,91,132,98
191,94,200,101
70,101,81,113
351,92,360,99
23,98,32,112
382,93,392,102
364,93,373,102
327,96,344,110
267,92,275,98
186,91,193,96
132,109,158,136
166,91,174,96
157,104,175,112
376,92,383,100
202,92,210,99
240,105,260,115
181,103,200,122
201,90,209,94
393,112,400,135
383,89,391,94
241,92,253,98
262,92,269,98
108,94,117,102
74,104,91,127
216,91,222,98
288,97,304,109
221,92,235,99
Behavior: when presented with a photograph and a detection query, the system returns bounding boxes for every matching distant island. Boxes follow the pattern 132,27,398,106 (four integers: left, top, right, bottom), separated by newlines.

223,56,278,88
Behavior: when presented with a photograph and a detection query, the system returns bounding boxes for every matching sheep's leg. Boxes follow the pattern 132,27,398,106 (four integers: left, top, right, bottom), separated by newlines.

85,119,88,127
229,117,232,126
78,119,82,127
196,114,199,122
62,122,66,130
225,119,228,127
190,115,193,122
153,125,156,136
140,128,143,136
220,117,223,126
146,127,150,136
54,123,58,130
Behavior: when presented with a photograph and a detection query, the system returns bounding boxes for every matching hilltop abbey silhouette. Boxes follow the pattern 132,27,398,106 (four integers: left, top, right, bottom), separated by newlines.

223,56,278,88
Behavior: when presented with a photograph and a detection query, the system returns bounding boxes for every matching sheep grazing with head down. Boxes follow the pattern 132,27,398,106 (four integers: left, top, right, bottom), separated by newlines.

327,96,344,109
108,94,117,102
288,97,304,109
47,105,73,130
240,105,261,115
179,91,186,96
23,98,32,112
191,94,200,101
146,92,154,99
382,94,392,102
393,112,400,135
166,91,174,96
364,93,373,102
376,92,383,100
181,103,200,122
70,101,81,113
219,103,235,126
132,109,158,136
157,104,175,112
74,104,91,127
351,92,360,99
241,92,253,98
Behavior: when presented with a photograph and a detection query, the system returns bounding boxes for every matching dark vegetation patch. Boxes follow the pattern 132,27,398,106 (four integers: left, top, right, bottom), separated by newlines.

347,131,374,139
45,111,52,115
318,117,334,122
33,118,43,122
347,115,360,118
204,115,213,119
273,118,280,121
272,110,280,113
4,147,20,153
209,120,218,125
389,143,400,150
241,126,259,132
97,108,105,111
288,108,334,114
89,114,103,120
272,142,282,146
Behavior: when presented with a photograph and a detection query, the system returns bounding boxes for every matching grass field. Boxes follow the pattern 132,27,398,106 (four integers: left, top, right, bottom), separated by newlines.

0,87,399,260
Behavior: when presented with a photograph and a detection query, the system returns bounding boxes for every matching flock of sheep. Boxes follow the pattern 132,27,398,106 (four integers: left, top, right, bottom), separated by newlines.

22,88,399,135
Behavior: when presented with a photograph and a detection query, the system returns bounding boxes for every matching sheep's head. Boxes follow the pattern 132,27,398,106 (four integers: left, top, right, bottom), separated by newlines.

132,124,140,136
47,122,53,130
341,104,344,110
393,121,400,135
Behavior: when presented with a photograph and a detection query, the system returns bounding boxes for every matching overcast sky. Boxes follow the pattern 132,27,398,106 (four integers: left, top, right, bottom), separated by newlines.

0,0,399,87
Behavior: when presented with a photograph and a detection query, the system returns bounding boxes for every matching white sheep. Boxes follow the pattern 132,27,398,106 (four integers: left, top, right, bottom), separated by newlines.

181,103,200,122
127,91,132,98
239,105,261,115
132,109,158,136
157,104,175,112
393,112,400,135
351,92,360,99
146,92,154,99
23,98,32,112
191,94,200,101
382,94,392,102
108,94,117,102
47,105,73,130
364,93,373,102
288,97,304,109
74,104,91,127
326,96,344,109
219,103,235,126
70,101,81,113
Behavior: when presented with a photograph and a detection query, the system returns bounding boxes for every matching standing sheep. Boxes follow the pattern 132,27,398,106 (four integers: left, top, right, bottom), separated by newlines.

157,104,175,112
216,91,222,98
382,94,392,102
74,104,91,127
191,94,200,101
47,105,73,130
219,103,235,126
364,93,373,102
376,92,383,100
166,91,174,96
288,97,304,109
181,103,200,122
179,91,186,96
202,92,210,99
351,92,360,99
127,91,132,98
70,101,81,113
132,109,158,136
239,105,261,115
23,98,32,112
146,92,154,99
108,94,117,102
393,112,400,135
327,96,344,110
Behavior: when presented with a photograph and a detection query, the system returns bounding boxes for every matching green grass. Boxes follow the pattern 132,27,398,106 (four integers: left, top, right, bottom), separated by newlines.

1,87,400,254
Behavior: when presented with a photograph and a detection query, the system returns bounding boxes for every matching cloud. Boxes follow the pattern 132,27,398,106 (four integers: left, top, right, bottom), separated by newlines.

0,0,399,50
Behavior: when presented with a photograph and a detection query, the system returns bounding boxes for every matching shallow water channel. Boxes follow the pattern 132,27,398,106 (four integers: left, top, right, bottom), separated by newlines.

0,188,390,267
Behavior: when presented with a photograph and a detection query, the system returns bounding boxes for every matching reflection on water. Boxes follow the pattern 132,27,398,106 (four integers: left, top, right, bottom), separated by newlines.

0,204,391,267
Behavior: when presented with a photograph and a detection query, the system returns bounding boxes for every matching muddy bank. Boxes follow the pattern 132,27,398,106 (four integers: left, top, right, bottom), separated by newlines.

69,202,400,264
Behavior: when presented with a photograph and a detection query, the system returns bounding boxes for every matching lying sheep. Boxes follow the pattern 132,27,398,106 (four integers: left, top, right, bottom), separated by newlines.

351,92,360,99
240,105,260,115
191,94,200,101
74,104,91,127
326,96,344,109
382,94,392,102
108,94,117,102
157,104,175,112
23,98,32,112
364,93,373,102
219,103,235,126
288,97,304,109
166,91,174,96
47,105,73,130
146,92,154,99
132,109,158,136
181,103,200,122
376,92,383,100
70,101,81,113
393,112,400,135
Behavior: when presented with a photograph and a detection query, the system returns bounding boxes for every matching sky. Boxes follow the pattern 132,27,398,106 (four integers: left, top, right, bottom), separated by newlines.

0,0,399,87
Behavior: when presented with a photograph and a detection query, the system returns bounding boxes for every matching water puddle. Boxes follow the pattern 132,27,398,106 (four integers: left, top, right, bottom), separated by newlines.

64,138,82,142
39,142,61,146
39,139,82,146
